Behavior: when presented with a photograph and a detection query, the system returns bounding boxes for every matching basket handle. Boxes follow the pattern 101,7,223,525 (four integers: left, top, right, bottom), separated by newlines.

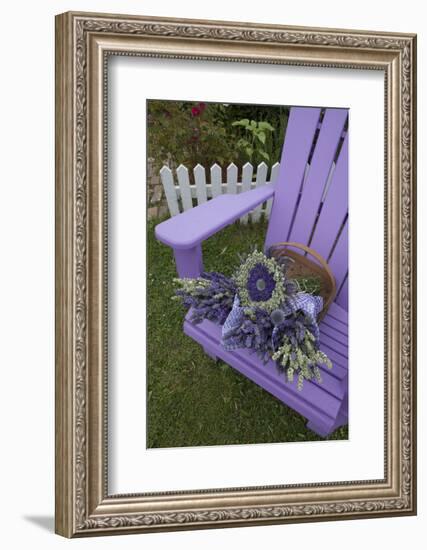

269,241,337,314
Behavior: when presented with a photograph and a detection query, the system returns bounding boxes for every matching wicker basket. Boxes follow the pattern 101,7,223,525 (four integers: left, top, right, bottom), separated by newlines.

268,242,336,321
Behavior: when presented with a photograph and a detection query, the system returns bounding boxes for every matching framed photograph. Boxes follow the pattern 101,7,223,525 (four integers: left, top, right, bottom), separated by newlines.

55,11,417,537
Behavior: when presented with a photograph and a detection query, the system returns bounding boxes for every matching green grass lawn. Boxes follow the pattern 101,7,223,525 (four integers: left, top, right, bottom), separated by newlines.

147,218,348,448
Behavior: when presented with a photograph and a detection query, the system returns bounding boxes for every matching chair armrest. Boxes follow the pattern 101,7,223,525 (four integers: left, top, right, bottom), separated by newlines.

155,183,275,250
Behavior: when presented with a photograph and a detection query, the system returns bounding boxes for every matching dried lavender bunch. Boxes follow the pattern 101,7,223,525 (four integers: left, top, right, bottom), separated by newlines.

222,305,275,361
272,312,332,391
173,271,236,325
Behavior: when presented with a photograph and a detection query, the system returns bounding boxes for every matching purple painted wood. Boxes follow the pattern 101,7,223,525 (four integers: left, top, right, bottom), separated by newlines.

322,312,348,335
336,276,348,310
319,330,347,357
155,183,275,250
310,369,345,398
184,313,347,435
309,134,349,260
316,354,346,382
307,397,348,436
319,344,347,371
327,301,348,324
173,245,203,278
307,383,348,436
264,108,321,250
320,322,348,346
321,320,347,343
328,220,348,291
288,109,348,245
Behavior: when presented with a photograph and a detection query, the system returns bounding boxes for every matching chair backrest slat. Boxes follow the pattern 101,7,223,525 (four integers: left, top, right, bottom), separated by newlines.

309,134,348,260
288,109,348,245
336,277,348,310
264,107,321,250
264,106,349,311
327,219,348,292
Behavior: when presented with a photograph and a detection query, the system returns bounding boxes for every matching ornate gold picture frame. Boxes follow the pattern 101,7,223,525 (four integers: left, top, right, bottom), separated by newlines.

55,11,417,537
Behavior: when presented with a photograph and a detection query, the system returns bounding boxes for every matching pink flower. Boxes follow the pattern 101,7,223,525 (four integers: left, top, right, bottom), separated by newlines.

191,106,201,117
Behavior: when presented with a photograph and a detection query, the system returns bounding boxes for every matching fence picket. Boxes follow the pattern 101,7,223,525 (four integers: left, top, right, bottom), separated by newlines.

240,162,254,224
176,164,193,212
226,163,238,194
210,164,222,198
159,162,280,221
159,166,180,216
194,164,207,205
251,162,268,222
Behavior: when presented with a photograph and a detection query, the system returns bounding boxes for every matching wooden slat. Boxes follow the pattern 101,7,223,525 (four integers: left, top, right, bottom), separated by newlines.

321,316,348,338
156,183,275,249
176,164,193,212
319,331,348,358
336,275,348,311
327,301,348,325
317,337,348,379
159,166,180,216
309,134,348,260
210,163,222,198
317,361,347,385
289,109,348,245
328,219,348,291
240,162,253,224
265,107,321,249
194,164,207,205
319,343,348,372
266,162,280,219
308,362,346,398
185,315,344,423
251,162,268,223
226,163,238,194
320,323,348,346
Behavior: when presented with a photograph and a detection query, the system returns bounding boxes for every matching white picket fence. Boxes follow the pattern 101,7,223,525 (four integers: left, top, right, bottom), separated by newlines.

159,161,280,224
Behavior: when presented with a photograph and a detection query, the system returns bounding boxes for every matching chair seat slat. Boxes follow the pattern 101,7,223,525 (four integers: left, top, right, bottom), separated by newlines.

319,330,348,358
321,317,348,338
185,315,345,420
320,322,348,346
328,301,348,325
319,344,348,373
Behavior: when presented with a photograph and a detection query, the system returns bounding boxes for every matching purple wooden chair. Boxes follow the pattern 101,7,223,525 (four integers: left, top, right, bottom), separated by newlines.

155,107,348,437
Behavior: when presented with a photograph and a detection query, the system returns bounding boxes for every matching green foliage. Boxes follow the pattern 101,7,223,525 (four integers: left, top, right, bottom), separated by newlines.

147,100,235,171
214,103,289,166
147,100,289,172
232,118,275,165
